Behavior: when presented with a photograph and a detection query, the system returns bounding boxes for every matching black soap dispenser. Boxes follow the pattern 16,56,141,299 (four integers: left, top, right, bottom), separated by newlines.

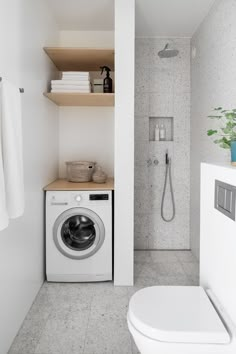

100,66,112,93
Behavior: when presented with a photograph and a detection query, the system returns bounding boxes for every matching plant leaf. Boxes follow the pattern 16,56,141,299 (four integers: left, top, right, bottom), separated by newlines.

226,112,236,119
208,115,222,119
220,142,231,149
207,107,236,149
221,127,231,134
222,137,231,148
207,129,218,136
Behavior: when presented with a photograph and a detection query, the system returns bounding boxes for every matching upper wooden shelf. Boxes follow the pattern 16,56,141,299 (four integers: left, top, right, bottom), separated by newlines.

44,47,115,71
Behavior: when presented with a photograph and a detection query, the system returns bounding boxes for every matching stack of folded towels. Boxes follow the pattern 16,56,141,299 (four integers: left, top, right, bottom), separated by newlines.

51,71,91,93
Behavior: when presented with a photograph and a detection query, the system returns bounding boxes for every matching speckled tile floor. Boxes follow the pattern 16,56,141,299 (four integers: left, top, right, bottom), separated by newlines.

8,251,199,354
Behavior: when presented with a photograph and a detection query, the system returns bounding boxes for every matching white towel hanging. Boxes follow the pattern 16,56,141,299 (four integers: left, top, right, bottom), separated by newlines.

0,78,24,224
0,108,9,231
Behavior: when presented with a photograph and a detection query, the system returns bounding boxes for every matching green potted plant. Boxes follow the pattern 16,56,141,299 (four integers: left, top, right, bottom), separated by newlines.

207,107,236,166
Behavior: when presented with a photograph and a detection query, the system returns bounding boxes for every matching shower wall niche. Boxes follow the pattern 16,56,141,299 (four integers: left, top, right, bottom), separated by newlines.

149,117,173,141
134,38,190,250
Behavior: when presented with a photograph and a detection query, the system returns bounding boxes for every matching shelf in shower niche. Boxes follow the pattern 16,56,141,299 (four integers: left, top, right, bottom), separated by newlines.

149,117,174,142
149,140,173,143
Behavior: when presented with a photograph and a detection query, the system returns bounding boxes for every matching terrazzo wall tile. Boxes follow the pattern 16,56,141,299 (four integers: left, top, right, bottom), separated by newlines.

134,232,149,250
135,141,149,164
134,213,149,236
135,116,149,142
134,37,190,250
134,166,149,188
149,93,174,117
135,68,150,93
135,93,149,115
191,0,236,260
134,187,150,213
135,38,151,66
149,68,174,95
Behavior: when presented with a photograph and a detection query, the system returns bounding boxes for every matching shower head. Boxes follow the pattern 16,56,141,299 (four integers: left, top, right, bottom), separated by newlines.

158,44,179,58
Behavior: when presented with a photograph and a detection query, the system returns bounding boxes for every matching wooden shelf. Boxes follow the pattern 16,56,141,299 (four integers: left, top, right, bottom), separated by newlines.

44,92,114,107
44,47,114,71
44,178,114,191
43,47,115,107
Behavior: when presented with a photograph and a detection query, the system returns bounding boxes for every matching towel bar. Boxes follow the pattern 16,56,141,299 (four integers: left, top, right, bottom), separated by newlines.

0,77,24,93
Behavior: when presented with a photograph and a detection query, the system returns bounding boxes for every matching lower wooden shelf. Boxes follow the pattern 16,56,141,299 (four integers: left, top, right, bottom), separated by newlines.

44,178,114,191
44,92,115,107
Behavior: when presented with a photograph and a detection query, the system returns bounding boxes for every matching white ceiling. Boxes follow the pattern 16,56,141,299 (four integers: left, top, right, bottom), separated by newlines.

136,0,216,37
47,0,215,37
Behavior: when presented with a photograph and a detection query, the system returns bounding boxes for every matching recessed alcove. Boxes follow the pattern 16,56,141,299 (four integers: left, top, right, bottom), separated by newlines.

149,117,174,142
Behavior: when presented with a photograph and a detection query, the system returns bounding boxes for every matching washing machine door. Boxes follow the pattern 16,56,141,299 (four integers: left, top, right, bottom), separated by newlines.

53,207,105,259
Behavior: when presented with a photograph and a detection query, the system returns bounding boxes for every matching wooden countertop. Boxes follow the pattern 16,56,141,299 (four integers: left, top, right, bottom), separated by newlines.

44,178,114,191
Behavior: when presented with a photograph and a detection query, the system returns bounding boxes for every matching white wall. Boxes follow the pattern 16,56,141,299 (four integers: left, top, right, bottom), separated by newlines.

59,107,114,177
200,163,236,325
0,1,59,352
190,0,236,259
114,0,135,285
60,30,114,47
135,38,190,250
58,31,115,179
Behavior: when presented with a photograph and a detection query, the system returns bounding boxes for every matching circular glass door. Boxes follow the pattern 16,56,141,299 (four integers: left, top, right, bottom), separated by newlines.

61,215,96,251
53,208,105,259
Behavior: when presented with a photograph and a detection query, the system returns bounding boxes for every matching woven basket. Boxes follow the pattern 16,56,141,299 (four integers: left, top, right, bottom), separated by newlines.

66,161,95,182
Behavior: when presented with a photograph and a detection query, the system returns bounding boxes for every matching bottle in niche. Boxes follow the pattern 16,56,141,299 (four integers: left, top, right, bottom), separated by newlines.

159,123,166,141
155,124,160,141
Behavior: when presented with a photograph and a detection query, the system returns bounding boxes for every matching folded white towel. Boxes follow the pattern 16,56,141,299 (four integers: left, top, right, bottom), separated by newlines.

62,74,90,79
0,79,24,221
51,85,91,91
62,72,90,80
51,80,90,86
62,71,89,76
62,76,90,81
51,89,91,93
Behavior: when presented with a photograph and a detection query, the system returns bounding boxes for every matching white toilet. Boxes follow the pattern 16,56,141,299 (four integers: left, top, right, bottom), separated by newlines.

128,165,236,353
127,285,236,354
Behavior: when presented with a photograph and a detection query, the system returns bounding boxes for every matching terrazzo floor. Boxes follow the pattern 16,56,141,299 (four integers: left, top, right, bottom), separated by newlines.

9,250,199,354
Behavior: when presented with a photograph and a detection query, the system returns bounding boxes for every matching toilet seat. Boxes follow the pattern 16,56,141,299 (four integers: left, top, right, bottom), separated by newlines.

128,286,230,345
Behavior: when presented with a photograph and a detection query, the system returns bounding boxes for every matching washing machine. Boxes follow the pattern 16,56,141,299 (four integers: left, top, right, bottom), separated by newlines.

46,190,112,282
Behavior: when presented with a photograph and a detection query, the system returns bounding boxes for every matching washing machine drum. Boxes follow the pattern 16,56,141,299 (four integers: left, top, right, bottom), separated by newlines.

53,208,105,259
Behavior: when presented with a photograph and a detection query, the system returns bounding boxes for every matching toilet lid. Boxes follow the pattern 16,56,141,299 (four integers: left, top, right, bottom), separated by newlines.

128,286,230,344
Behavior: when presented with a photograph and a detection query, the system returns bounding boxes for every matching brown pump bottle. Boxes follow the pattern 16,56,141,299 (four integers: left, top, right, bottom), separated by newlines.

100,66,112,93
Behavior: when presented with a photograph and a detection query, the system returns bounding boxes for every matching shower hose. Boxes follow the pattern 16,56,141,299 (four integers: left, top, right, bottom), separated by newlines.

161,155,176,222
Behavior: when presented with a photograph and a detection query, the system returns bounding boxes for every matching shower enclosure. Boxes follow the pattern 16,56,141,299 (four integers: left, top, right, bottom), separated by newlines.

134,38,191,250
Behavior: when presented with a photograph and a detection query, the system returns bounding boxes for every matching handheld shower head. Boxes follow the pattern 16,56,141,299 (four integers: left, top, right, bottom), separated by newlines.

165,149,170,165
165,152,169,165
158,43,179,58
161,150,175,222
